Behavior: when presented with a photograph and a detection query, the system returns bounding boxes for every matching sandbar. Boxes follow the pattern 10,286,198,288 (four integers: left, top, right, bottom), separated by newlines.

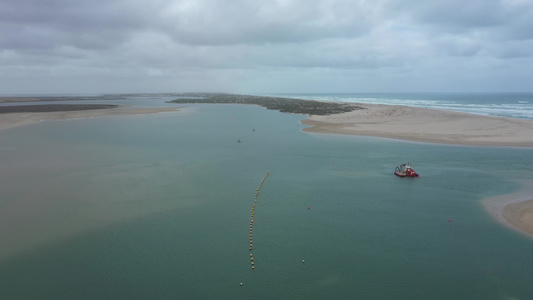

302,103,533,147
0,106,180,132
483,179,533,238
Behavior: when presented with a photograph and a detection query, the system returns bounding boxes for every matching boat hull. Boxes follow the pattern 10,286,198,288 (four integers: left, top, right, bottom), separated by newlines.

394,171,420,177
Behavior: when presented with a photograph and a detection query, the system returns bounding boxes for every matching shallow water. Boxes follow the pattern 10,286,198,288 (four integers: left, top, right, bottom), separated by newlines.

0,104,532,299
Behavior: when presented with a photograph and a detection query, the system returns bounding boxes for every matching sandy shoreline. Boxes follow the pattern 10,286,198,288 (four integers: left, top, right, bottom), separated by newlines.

483,179,533,238
0,106,180,132
302,103,533,147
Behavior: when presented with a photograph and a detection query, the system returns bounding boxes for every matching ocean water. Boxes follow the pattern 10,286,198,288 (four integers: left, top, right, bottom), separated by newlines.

0,97,532,299
260,93,533,120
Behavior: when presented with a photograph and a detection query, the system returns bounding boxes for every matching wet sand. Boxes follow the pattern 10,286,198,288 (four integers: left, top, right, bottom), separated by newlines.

483,179,533,238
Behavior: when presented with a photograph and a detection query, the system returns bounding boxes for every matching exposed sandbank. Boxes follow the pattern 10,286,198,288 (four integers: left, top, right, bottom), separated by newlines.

0,106,180,132
302,103,533,147
483,179,533,238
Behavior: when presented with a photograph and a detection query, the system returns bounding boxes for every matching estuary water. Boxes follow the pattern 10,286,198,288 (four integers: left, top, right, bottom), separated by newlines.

0,100,532,299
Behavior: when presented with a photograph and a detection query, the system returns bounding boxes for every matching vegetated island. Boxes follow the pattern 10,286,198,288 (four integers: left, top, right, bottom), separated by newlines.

167,93,365,115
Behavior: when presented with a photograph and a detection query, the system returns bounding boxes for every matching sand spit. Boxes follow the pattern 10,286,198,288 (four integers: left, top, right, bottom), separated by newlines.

302,103,533,147
483,179,533,238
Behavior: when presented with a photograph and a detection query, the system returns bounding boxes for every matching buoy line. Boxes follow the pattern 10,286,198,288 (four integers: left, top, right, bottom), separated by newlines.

248,171,270,270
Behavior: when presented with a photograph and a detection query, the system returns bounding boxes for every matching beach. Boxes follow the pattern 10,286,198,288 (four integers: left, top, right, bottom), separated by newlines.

302,103,533,147
483,179,533,238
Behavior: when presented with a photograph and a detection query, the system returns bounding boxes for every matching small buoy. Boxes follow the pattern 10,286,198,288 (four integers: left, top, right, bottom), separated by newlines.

250,253,253,257
302,260,305,263
251,262,254,265
251,257,254,261
249,247,252,250
240,282,243,286
252,266,255,270
448,219,451,222
308,207,310,210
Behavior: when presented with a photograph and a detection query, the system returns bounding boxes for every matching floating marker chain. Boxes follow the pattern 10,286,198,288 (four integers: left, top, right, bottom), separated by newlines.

249,171,269,270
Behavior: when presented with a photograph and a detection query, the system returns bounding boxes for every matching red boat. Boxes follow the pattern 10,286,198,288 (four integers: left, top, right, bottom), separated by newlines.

394,163,420,177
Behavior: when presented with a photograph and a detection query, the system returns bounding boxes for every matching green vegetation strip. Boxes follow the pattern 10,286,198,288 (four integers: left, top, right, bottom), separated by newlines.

168,93,365,116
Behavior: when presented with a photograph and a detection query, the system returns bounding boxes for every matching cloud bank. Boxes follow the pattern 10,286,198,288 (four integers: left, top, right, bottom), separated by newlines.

1,0,532,93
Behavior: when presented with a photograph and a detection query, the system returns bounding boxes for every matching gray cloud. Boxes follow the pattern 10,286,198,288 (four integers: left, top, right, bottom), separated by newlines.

0,0,532,93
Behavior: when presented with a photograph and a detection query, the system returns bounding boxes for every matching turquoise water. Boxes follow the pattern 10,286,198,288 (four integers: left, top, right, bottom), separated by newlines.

1,104,533,299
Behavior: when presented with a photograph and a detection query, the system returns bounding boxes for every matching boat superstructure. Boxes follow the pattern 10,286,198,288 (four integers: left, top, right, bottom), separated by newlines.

394,163,420,177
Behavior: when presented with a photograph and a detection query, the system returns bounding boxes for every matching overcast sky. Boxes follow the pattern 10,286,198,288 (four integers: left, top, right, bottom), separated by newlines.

1,0,532,94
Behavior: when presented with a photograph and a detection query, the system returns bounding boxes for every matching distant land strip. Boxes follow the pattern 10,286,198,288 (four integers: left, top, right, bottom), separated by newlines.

0,104,119,113
167,93,365,116
0,93,185,103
